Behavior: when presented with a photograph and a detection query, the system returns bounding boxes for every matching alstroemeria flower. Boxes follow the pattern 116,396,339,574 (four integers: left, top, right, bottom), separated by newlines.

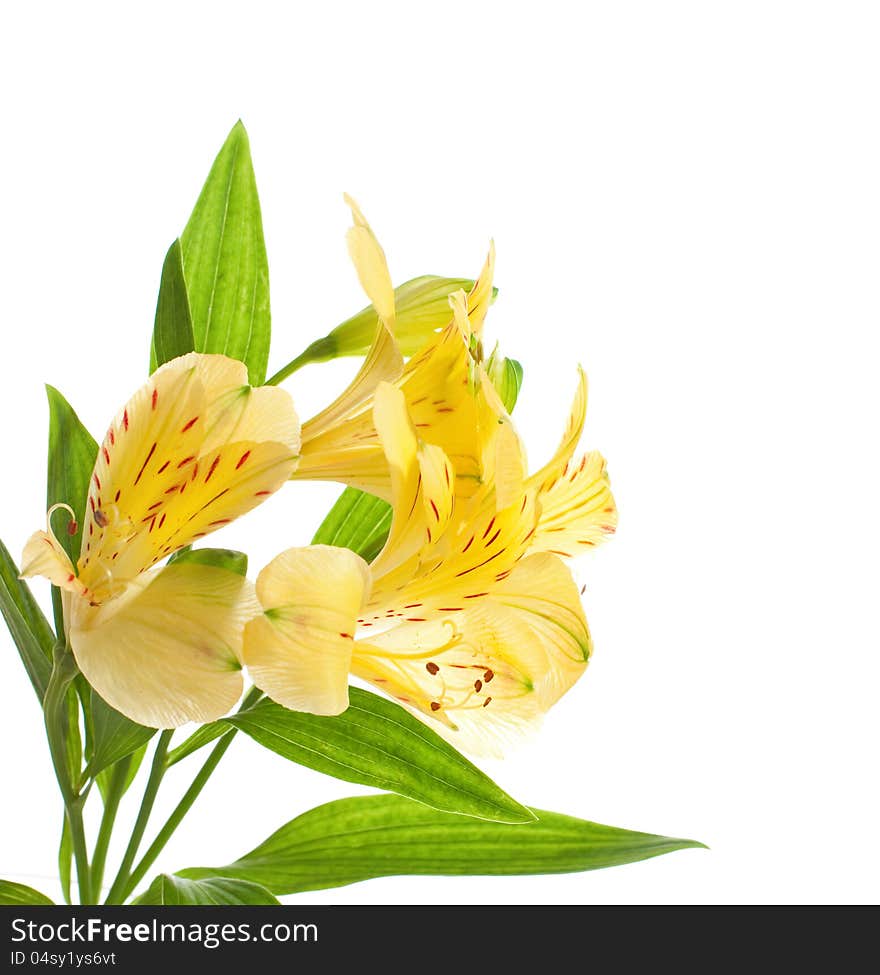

290,198,526,510
244,362,616,755
21,353,300,728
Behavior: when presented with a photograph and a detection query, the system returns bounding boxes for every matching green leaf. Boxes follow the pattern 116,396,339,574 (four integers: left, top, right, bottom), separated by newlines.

180,121,270,385
45,385,98,638
46,386,97,565
169,547,248,576
84,690,156,782
133,874,278,906
311,487,391,563
0,536,53,701
0,879,55,905
180,794,706,895
150,238,195,371
224,689,533,824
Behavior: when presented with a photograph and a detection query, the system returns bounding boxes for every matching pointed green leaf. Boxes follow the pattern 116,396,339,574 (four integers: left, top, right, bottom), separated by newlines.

0,537,53,701
180,121,270,385
150,238,195,371
169,547,248,576
84,690,156,781
180,794,706,895
0,879,55,905
311,487,391,563
46,385,97,565
224,690,533,824
133,874,278,906
46,385,98,638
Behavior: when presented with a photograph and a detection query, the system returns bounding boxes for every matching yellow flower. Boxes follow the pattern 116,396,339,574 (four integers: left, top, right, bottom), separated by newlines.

291,198,525,510
21,353,300,728
244,373,616,755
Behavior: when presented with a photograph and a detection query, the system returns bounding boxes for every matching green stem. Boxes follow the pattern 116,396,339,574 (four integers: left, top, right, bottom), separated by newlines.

121,730,236,902
104,730,172,905
88,757,131,900
266,336,337,386
119,687,263,903
44,644,91,904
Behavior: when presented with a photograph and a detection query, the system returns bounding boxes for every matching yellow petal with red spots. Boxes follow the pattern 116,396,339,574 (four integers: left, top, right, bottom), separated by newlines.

352,552,589,756
68,562,256,728
244,545,371,716
368,382,454,579
531,451,617,557
78,353,299,601
528,367,588,492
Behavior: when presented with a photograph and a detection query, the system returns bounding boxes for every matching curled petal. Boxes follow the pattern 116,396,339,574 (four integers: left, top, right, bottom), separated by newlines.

244,546,371,716
21,529,79,595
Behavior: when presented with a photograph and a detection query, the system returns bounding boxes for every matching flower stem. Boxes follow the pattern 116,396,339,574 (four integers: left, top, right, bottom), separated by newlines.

121,730,236,902
265,336,337,386
118,686,264,903
104,730,172,905
43,644,91,904
88,756,131,900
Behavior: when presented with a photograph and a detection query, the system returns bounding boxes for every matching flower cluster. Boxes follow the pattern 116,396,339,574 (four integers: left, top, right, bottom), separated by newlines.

22,199,616,755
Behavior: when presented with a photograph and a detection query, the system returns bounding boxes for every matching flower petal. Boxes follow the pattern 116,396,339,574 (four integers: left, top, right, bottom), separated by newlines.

464,242,496,338
531,451,618,557
297,322,403,463
483,551,592,709
244,545,371,716
20,530,80,595
368,383,454,578
527,367,588,492
344,194,396,329
79,353,299,599
69,562,256,728
353,552,590,756
294,261,520,506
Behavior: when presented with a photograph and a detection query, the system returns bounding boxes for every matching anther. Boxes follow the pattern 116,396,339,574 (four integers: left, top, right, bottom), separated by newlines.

66,519,78,536
94,509,110,528
483,669,494,683
426,661,439,675
430,701,441,712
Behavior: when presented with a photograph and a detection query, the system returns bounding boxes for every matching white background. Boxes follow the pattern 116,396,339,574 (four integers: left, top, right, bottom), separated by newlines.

1,2,877,905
